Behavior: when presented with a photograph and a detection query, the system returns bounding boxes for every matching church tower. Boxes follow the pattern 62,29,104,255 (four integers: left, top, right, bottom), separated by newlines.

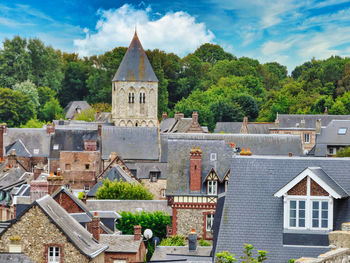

111,31,158,127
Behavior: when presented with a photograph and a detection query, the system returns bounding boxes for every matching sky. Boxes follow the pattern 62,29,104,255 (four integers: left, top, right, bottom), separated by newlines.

1,0,350,73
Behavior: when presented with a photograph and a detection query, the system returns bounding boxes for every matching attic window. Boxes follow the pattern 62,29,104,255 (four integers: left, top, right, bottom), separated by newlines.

150,172,160,182
33,149,39,154
338,128,347,135
210,153,217,161
53,144,59,150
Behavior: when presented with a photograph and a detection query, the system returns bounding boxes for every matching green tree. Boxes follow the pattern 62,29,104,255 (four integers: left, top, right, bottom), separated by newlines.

336,147,350,157
37,86,57,108
329,100,347,115
41,98,64,122
75,108,96,122
96,179,153,200
20,118,45,128
193,43,234,65
13,80,40,109
159,235,185,246
0,88,35,127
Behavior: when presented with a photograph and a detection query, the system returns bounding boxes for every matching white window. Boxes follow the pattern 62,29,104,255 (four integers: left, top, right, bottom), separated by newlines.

304,133,310,143
338,128,347,135
53,144,59,150
328,147,336,155
150,172,159,182
161,189,166,198
207,180,217,195
48,246,60,263
33,149,39,154
312,201,328,229
224,180,228,192
206,213,214,231
288,200,306,228
113,260,127,263
210,153,217,161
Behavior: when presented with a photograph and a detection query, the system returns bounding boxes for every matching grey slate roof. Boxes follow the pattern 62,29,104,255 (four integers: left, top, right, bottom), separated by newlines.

160,118,177,133
215,156,350,263
0,168,27,189
88,165,136,197
125,162,167,179
100,234,142,253
277,114,350,128
86,200,172,215
214,122,274,134
5,140,31,157
112,32,158,82
4,128,50,157
151,246,212,261
36,195,108,258
101,127,159,160
64,101,92,119
317,120,350,145
50,128,98,159
0,253,34,263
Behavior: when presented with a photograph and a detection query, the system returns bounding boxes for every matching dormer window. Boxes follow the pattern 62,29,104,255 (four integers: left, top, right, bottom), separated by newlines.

150,171,160,182
210,153,217,161
338,128,347,135
53,144,59,150
274,167,348,232
205,170,219,195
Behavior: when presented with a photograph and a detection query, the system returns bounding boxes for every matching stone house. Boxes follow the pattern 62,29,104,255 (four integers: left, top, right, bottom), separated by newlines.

111,31,158,128
214,116,274,134
160,111,207,133
214,156,350,263
0,195,107,262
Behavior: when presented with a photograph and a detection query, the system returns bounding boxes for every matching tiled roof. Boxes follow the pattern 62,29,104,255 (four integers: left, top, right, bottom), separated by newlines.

317,120,350,145
100,234,141,253
112,32,158,82
214,156,350,263
214,122,274,134
277,114,350,128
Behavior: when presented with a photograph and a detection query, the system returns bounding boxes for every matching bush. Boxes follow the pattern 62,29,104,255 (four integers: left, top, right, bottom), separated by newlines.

199,239,211,246
336,147,350,157
216,244,268,263
159,235,185,246
96,179,153,200
75,108,96,122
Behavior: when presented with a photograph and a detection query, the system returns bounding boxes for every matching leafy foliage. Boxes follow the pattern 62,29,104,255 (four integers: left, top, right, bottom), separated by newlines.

20,118,45,128
159,235,186,246
75,108,96,122
40,98,64,122
216,244,268,263
198,238,211,246
96,179,153,200
336,147,350,157
13,80,40,109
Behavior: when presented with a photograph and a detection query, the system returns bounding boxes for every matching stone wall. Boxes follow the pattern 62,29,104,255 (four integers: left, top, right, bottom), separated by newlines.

141,179,166,200
175,208,214,239
112,81,158,127
0,205,89,263
270,129,316,152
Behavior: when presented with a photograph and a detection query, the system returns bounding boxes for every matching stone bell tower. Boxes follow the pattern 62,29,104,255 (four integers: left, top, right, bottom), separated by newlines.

111,31,158,127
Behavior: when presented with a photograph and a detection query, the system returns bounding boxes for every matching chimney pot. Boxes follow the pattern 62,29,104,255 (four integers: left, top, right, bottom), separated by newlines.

162,112,168,121
46,123,55,134
190,146,202,191
87,213,100,241
174,112,184,121
289,152,293,157
98,124,102,137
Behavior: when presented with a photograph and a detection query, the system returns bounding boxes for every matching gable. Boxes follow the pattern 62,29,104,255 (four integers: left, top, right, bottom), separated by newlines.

54,192,84,213
287,177,307,195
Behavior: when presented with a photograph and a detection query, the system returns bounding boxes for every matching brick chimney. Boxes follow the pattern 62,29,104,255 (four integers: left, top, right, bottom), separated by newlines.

0,123,7,161
47,169,63,195
88,212,100,241
134,225,142,241
97,124,102,137
46,123,55,134
190,146,202,191
33,163,44,180
240,117,249,134
8,149,17,168
187,112,204,133
30,179,48,203
316,119,322,133
162,112,168,121
174,112,184,121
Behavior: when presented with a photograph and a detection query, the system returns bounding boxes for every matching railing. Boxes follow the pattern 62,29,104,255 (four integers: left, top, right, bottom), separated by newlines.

295,248,350,263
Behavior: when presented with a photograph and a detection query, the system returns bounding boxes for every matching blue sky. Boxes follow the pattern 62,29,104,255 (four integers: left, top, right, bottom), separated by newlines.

1,0,350,73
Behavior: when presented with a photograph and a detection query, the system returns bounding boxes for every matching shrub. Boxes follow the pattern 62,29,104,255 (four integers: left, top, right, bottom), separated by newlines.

216,244,268,263
199,238,211,246
336,147,350,157
159,235,185,246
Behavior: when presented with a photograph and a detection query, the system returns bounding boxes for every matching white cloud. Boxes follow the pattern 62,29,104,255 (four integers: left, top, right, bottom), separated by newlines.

73,4,215,57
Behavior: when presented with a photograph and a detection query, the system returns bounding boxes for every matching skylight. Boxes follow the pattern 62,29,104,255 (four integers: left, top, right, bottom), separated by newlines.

338,128,347,135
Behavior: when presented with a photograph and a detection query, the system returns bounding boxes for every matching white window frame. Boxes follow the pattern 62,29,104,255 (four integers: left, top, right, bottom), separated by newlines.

338,128,347,135
210,153,217,161
328,147,336,155
224,180,228,192
287,199,306,229
206,213,214,231
161,189,166,198
283,177,333,231
48,246,60,263
33,149,39,154
304,133,310,143
53,144,59,150
207,180,217,195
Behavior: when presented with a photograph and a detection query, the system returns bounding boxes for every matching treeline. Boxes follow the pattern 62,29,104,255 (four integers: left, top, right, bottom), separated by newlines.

1,36,350,130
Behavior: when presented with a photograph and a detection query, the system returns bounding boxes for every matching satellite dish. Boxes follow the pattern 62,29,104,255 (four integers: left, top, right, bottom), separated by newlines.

143,229,153,240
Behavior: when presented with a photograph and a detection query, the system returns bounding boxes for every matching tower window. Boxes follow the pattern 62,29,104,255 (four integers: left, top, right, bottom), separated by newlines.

140,92,145,103
129,93,135,103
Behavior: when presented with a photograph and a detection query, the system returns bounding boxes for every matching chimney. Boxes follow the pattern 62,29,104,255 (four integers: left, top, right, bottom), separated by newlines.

192,112,198,124
47,170,64,195
134,225,142,241
188,229,197,251
325,106,328,115
316,119,322,133
190,146,202,192
88,212,100,241
275,113,280,127
240,117,249,134
97,124,102,137
33,163,44,180
162,112,168,121
174,112,184,121
0,123,6,161
8,149,17,168
300,119,305,128
30,179,48,203
46,123,55,134
289,152,293,157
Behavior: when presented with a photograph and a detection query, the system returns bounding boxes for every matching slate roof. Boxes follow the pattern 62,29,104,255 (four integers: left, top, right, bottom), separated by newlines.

100,234,142,253
64,101,92,119
214,122,274,134
151,246,212,261
36,195,108,258
4,128,50,157
101,127,159,160
160,118,177,133
88,166,136,197
70,213,92,223
112,32,158,82
214,156,350,263
317,120,350,145
0,253,34,263
125,162,167,179
277,114,350,128
0,168,27,189
50,128,99,159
